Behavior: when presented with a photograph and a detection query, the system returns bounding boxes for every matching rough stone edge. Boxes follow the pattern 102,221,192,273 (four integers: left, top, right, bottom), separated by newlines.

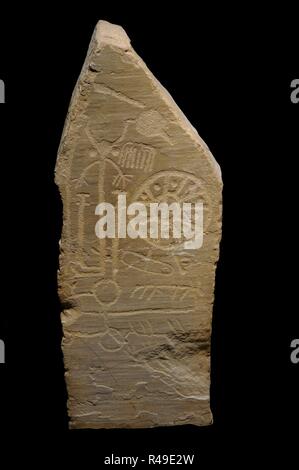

55,20,222,429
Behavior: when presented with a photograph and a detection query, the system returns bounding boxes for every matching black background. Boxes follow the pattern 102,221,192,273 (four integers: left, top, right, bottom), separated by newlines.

0,4,298,467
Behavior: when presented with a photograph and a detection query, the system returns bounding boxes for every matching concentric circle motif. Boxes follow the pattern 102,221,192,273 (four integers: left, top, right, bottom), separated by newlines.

131,170,212,250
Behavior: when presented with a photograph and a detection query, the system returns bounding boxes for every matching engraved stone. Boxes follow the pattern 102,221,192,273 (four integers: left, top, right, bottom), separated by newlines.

55,20,222,429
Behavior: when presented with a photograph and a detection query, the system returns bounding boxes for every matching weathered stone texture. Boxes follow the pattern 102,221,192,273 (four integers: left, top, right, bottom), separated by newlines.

55,20,222,428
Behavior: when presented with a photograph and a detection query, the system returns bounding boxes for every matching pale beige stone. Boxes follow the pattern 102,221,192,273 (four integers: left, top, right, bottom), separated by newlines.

55,20,222,429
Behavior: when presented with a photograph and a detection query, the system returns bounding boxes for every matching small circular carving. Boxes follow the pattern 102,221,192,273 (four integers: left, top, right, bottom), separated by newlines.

95,280,120,306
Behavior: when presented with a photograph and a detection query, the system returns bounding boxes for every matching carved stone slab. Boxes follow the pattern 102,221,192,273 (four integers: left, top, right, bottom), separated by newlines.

55,20,222,428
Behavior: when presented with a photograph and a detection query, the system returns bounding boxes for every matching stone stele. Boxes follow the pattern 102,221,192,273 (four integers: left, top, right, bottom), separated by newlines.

55,20,222,429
